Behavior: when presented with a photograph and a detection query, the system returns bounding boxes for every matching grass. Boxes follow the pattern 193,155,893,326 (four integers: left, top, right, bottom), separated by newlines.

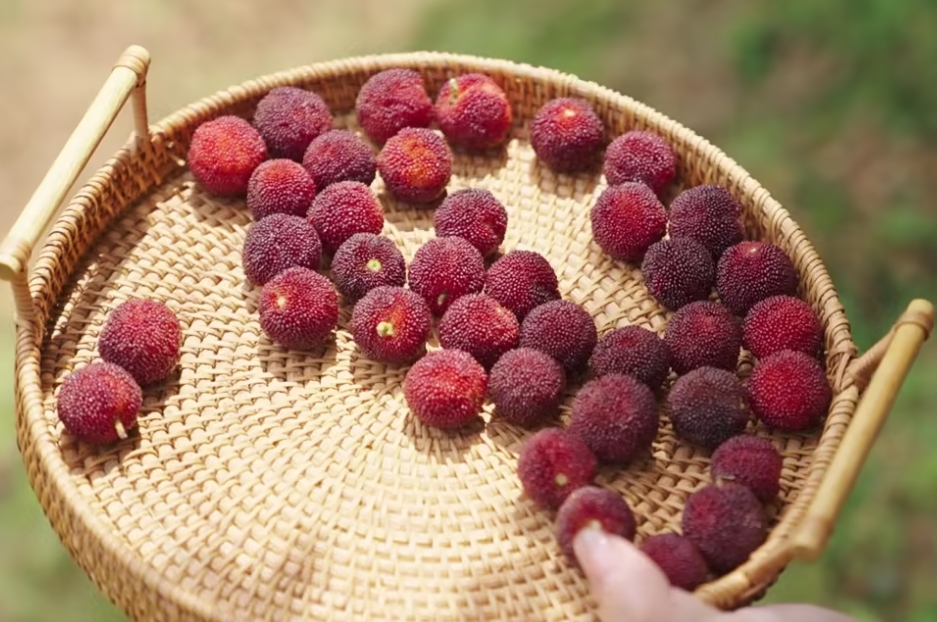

413,1,937,619
1,1,936,620
0,294,126,620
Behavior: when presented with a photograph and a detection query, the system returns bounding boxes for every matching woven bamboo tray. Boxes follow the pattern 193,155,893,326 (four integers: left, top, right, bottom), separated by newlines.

2,45,933,622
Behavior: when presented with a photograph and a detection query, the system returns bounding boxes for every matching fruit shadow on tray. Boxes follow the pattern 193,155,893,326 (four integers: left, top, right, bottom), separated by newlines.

347,352,490,466
377,193,438,233
377,145,511,234
187,186,253,232
58,368,184,480
39,188,168,379
526,153,603,200
449,143,510,182
39,209,216,477
241,279,344,385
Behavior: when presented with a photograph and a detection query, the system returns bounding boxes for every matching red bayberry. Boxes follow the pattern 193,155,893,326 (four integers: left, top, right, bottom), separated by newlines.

434,73,513,149
485,250,561,320
355,68,433,144
241,213,323,286
350,286,433,365
258,266,339,351
403,349,488,429
187,115,267,196
747,349,832,432
408,237,486,317
568,374,659,465
302,129,377,190
98,298,182,386
438,293,519,369
307,180,384,255
56,361,143,445
246,158,317,221
433,188,508,258
516,427,597,510
530,97,605,173
591,182,668,263
488,347,567,428
377,127,453,204
603,130,676,196
253,86,333,161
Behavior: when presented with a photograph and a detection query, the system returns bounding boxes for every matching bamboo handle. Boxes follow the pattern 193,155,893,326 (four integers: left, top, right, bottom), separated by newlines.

0,45,151,283
790,298,934,560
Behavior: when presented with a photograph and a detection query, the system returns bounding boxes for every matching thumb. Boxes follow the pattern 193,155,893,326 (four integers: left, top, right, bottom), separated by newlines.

572,528,722,622
732,604,859,622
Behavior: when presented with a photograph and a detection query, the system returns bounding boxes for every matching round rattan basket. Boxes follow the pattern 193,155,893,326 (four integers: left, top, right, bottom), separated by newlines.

2,46,933,622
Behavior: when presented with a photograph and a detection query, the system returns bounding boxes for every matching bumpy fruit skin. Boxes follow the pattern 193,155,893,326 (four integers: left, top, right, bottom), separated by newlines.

403,349,487,429
568,374,659,465
556,486,637,562
529,98,606,173
711,435,783,503
56,361,143,445
588,325,672,390
716,241,799,316
241,213,323,286
433,188,508,257
407,237,486,316
350,286,433,364
488,347,567,427
258,267,339,350
330,233,406,302
666,367,751,450
518,300,598,374
355,68,433,144
517,428,597,510
682,483,768,574
603,130,676,196
301,129,377,190
434,73,513,149
590,182,668,263
663,300,742,374
377,127,453,203
639,533,710,591
747,349,832,431
641,238,715,311
743,295,823,360
187,115,267,196
438,293,519,369
246,159,317,221
485,250,561,320
252,86,333,161
98,298,182,386
307,180,384,255
667,185,744,260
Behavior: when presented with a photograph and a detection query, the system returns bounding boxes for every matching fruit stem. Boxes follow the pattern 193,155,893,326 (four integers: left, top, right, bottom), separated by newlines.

366,258,382,272
376,321,395,337
114,419,128,440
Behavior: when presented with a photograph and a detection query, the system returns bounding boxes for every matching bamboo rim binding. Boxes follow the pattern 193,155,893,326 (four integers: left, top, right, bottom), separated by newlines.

2,45,934,620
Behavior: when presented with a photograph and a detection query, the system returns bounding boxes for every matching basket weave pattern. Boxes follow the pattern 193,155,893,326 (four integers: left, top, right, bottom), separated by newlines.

17,53,862,621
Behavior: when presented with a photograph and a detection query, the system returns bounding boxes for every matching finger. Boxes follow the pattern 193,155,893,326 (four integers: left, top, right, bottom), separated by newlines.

572,528,722,622
730,603,858,622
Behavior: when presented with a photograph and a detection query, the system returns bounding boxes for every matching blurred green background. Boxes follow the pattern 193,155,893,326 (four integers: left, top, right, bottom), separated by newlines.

1,1,935,620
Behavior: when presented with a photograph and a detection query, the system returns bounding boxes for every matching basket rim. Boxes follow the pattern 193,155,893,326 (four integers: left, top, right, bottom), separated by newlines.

14,49,859,619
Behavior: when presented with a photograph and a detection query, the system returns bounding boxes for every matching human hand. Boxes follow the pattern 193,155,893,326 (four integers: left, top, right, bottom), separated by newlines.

573,529,857,622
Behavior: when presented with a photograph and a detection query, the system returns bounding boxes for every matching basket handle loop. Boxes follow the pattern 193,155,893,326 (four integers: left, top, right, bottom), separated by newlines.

790,298,934,561
0,45,150,286
844,300,935,391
